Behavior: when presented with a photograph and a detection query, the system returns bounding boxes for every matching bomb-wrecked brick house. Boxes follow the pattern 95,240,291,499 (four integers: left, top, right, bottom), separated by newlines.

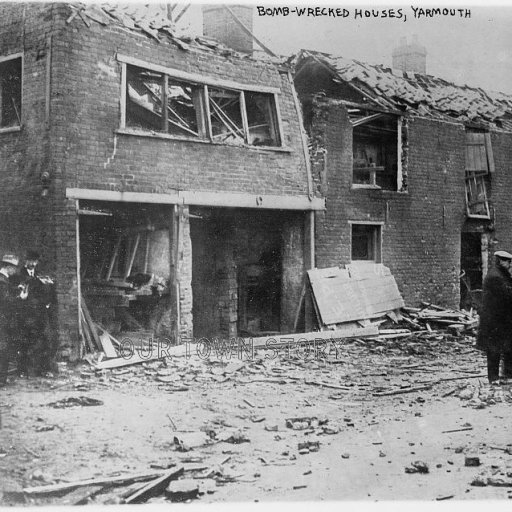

0,4,324,358
292,46,512,310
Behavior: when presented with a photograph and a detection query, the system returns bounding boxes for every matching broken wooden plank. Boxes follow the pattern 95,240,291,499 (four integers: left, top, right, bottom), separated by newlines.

124,466,184,504
98,330,118,358
372,385,432,397
81,296,101,350
94,344,188,369
442,427,473,434
304,380,351,391
251,325,379,349
94,352,165,370
23,469,172,495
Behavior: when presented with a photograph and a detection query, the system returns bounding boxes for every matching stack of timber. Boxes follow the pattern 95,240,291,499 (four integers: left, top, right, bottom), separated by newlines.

401,303,478,333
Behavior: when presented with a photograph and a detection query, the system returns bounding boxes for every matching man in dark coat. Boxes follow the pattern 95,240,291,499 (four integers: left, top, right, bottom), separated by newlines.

14,250,58,377
477,250,512,383
0,254,23,386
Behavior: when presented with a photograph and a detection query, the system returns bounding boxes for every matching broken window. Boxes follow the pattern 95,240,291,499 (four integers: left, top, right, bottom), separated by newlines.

0,56,22,128
465,129,493,219
167,79,204,138
351,113,399,190
208,87,244,144
126,65,164,132
123,63,282,147
351,224,381,262
245,92,281,147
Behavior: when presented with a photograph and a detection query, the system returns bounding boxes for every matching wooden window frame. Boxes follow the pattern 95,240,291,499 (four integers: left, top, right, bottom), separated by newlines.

349,221,383,263
119,56,283,149
351,115,402,191
0,52,23,132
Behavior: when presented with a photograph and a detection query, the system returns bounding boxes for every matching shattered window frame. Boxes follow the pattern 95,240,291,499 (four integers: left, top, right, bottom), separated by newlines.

465,128,492,220
351,113,401,191
121,62,283,148
0,54,22,130
350,223,382,262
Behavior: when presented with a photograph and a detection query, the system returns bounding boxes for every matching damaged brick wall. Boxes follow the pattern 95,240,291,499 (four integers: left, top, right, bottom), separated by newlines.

310,96,467,308
0,4,312,356
487,130,512,259
0,4,76,353
190,208,304,339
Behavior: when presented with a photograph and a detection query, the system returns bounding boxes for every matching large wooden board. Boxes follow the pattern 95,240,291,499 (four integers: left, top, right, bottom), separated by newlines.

307,265,404,326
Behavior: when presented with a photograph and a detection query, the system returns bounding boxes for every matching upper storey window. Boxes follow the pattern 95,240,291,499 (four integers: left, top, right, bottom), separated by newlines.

122,59,282,148
352,113,400,191
0,55,22,128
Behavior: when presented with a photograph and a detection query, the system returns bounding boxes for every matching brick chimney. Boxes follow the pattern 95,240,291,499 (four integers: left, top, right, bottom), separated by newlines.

202,5,253,54
392,34,427,74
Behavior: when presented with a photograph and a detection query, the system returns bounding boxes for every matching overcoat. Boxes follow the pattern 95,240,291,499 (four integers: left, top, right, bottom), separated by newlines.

477,264,512,353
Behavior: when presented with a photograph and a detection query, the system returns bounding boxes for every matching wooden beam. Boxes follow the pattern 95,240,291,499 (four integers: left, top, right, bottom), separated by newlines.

288,72,314,199
67,188,325,211
66,188,181,205
180,191,324,210
117,54,280,94
251,325,379,349
124,466,184,504
174,4,190,23
124,233,141,279
23,470,173,495
94,344,188,370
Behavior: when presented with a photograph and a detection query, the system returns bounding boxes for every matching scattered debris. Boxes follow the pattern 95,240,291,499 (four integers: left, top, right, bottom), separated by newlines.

173,432,212,452
165,479,200,502
46,396,103,408
405,461,429,474
298,441,320,454
465,456,481,467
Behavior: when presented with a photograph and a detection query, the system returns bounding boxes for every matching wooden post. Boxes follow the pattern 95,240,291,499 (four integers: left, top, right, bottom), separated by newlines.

75,200,83,356
170,205,181,343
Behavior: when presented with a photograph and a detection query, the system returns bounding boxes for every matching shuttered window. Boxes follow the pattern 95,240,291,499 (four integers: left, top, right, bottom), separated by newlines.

465,129,492,219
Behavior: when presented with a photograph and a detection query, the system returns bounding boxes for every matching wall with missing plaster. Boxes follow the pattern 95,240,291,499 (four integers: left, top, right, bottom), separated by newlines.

308,96,466,308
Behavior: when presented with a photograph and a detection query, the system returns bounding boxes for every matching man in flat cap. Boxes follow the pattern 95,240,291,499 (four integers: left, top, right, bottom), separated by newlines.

0,254,25,386
477,250,512,384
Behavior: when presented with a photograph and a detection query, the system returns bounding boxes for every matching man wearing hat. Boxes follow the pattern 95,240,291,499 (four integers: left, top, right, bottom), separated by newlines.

0,254,25,386
15,249,57,377
477,250,512,383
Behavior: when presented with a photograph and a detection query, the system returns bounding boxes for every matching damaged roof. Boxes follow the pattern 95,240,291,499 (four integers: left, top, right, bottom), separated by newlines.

293,49,512,129
67,3,276,63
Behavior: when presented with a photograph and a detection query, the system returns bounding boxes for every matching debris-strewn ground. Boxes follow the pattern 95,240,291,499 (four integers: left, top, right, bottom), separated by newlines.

2,333,512,504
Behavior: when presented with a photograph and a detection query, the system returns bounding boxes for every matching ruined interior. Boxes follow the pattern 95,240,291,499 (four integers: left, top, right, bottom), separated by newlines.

190,207,302,339
460,230,491,311
78,201,175,343
351,112,399,190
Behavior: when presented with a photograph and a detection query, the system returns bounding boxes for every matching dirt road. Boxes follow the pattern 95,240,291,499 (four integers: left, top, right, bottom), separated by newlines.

1,335,512,504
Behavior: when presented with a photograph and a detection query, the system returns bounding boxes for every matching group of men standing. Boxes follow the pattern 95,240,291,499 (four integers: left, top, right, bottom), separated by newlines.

0,250,57,386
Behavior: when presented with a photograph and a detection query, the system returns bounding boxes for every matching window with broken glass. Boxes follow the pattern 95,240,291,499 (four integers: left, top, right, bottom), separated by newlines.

465,129,493,219
351,113,399,191
125,64,281,147
0,56,22,128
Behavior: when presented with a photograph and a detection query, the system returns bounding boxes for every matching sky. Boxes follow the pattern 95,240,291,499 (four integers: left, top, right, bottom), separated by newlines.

164,1,512,95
